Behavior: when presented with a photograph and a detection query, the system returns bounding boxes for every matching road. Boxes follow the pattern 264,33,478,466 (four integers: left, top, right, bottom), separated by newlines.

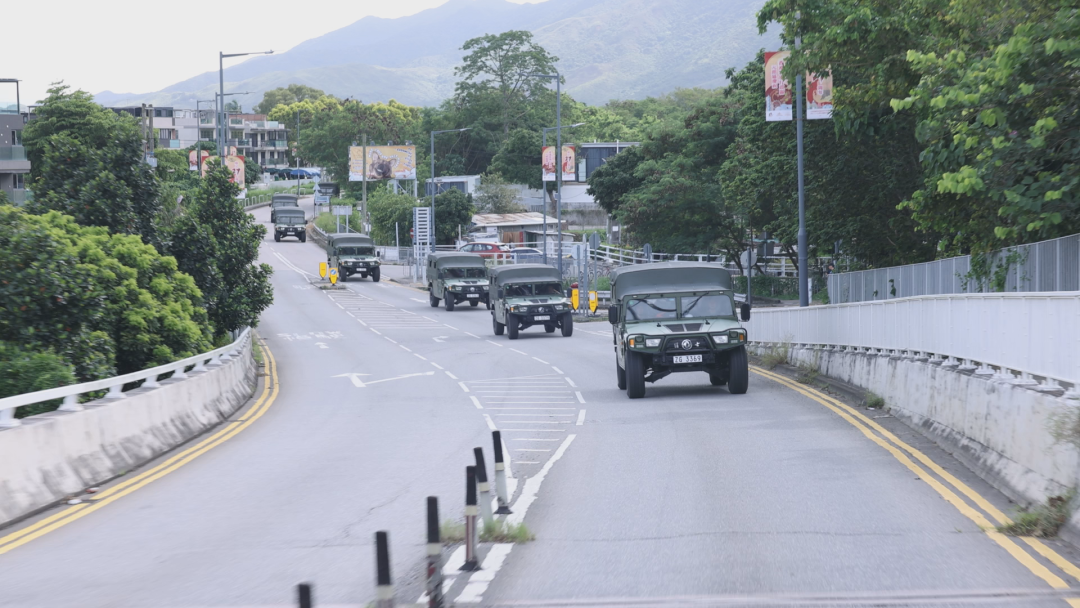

2,200,1080,607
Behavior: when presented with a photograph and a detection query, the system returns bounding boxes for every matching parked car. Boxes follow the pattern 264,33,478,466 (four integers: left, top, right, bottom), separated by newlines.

508,247,543,263
459,242,510,259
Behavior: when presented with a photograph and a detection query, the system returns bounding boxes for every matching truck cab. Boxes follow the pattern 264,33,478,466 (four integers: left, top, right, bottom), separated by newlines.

488,264,573,340
326,233,380,282
273,208,306,242
609,262,751,399
427,252,490,311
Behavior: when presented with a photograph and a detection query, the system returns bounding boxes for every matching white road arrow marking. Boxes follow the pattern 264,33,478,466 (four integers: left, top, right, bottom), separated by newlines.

364,371,436,386
333,371,435,388
433,336,449,343
333,373,371,387
411,298,427,303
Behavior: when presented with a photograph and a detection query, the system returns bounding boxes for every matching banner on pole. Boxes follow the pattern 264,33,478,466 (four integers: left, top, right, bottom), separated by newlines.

202,155,246,185
806,71,834,119
542,146,576,182
766,51,833,121
349,146,417,181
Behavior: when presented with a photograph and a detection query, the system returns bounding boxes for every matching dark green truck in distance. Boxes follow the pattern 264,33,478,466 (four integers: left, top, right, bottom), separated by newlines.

608,262,751,399
489,264,573,339
273,208,306,242
270,193,299,223
326,233,380,282
427,252,490,311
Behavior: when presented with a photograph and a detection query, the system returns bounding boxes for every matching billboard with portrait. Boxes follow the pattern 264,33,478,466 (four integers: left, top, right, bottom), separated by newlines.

765,51,792,122
188,149,210,171
542,146,576,182
349,145,417,181
201,155,246,185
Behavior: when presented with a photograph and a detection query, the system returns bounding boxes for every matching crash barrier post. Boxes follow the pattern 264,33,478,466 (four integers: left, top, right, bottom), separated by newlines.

462,466,480,571
426,496,445,608
492,430,512,514
297,583,313,608
474,447,495,527
375,531,395,608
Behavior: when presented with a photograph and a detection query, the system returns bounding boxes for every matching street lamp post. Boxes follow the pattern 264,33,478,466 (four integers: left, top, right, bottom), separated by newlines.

522,71,565,274
430,128,470,253
542,122,584,265
218,50,272,157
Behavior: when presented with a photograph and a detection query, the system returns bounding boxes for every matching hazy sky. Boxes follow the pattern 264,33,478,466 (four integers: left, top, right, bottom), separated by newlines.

3,0,537,107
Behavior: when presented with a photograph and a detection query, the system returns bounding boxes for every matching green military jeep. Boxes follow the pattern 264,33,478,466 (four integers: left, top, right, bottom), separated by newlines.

326,233,381,282
608,262,751,399
427,252,490,311
273,207,307,242
269,193,299,223
489,264,573,339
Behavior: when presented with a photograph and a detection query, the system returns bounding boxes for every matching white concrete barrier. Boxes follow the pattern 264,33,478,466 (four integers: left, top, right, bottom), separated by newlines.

0,336,256,525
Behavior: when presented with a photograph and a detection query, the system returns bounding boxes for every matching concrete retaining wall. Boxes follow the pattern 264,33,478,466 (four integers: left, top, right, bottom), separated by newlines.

750,344,1080,538
0,339,256,525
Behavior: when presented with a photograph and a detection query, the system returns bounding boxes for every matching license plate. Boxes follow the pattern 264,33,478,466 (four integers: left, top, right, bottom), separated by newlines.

467,294,479,298
534,315,551,321
673,355,702,364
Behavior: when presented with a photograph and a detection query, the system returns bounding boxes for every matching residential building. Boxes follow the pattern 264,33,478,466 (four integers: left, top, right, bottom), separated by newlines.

0,110,29,205
196,112,290,169
425,175,482,197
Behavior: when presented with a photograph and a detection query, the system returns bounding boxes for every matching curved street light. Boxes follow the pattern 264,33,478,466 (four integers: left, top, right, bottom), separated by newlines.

218,50,273,156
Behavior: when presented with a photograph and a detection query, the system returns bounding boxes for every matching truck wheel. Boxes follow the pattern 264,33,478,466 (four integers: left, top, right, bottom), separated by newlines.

371,268,380,282
709,370,728,386
470,300,479,307
727,346,749,394
299,232,307,243
544,323,555,333
507,314,519,340
445,294,455,311
561,313,574,337
429,289,439,307
617,361,626,390
493,314,505,336
340,269,347,283
626,351,646,399
274,233,281,242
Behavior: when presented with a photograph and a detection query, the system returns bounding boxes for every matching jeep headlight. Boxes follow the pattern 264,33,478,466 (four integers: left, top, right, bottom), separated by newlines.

510,305,525,313
729,330,746,342
452,285,461,291
645,338,661,347
712,334,729,344
555,304,569,311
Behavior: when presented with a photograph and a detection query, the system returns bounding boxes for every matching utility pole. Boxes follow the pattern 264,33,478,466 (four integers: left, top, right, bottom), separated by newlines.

795,13,809,307
362,133,368,229
296,110,301,196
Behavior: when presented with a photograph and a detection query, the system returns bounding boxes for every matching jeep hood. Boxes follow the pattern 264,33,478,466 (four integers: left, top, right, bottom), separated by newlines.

624,318,741,335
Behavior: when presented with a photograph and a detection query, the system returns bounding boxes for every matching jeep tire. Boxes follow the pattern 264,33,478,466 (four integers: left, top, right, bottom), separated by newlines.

299,232,307,243
429,290,439,307
340,268,347,283
493,314,505,336
371,267,380,282
445,294,455,311
507,313,519,340
616,361,627,390
274,233,281,242
626,351,646,399
560,313,574,337
727,346,749,394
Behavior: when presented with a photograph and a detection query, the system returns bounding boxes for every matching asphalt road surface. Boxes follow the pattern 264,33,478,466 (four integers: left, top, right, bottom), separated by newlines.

2,201,1080,607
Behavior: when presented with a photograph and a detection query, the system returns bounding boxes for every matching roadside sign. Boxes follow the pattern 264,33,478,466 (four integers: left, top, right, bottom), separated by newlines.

315,194,330,205
588,291,598,313
571,288,580,310
589,232,600,249
643,243,652,263
329,267,338,285
319,262,328,278
332,205,353,216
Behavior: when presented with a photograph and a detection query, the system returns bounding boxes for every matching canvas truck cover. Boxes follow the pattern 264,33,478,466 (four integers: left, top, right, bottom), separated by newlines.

328,234,374,249
489,264,562,286
611,262,733,301
430,252,487,269
272,193,299,204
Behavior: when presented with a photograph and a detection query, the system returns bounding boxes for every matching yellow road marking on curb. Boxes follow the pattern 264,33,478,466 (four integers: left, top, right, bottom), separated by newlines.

752,367,1071,590
0,337,280,556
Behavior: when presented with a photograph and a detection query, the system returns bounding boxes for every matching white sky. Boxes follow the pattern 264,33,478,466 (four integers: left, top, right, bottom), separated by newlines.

4,0,538,107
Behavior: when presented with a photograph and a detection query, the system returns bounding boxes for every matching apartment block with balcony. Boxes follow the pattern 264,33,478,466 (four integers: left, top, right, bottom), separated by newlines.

0,111,30,205
197,112,290,169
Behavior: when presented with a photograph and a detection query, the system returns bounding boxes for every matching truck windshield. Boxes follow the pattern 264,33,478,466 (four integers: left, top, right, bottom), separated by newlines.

278,216,304,225
626,297,678,320
505,282,563,297
445,268,486,279
338,247,374,256
681,294,734,318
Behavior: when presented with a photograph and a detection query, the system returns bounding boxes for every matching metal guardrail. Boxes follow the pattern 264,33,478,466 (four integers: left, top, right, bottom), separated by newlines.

0,329,252,427
828,233,1080,304
745,292,1080,393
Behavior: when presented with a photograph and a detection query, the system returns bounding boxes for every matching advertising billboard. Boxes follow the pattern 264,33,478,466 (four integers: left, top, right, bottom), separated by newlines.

201,155,246,185
188,149,210,171
349,145,417,181
765,51,793,122
542,146,576,182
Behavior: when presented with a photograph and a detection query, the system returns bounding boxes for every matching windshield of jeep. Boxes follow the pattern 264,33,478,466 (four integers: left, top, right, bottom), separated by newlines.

445,268,486,279
626,297,678,320
338,246,375,256
625,294,734,321
277,216,305,225
505,282,563,297
682,294,734,318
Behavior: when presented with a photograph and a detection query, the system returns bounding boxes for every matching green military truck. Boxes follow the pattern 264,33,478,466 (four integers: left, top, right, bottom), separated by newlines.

489,264,573,339
608,262,751,399
427,252,490,311
326,233,381,282
273,207,307,242
270,193,299,223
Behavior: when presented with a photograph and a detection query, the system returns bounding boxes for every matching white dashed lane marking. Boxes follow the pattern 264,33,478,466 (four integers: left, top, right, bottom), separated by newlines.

326,291,443,329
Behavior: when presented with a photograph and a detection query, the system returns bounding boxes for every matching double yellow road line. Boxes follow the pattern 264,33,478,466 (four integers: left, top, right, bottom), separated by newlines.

0,336,280,556
752,366,1080,598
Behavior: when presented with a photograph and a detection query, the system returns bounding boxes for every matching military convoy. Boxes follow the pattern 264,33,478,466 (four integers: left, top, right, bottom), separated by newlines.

607,262,750,399
273,208,307,242
488,264,573,339
427,252,490,311
269,193,299,223
326,233,381,282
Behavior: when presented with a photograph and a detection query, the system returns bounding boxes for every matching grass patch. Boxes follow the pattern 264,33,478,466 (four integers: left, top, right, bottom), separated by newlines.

865,392,886,410
440,518,535,544
252,341,264,366
795,365,819,385
759,343,790,370
996,492,1074,538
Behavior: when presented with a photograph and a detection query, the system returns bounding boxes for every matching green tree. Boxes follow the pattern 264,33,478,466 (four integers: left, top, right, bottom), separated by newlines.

22,84,161,243
488,129,544,190
165,163,273,336
586,145,644,215
368,187,418,245
0,342,76,417
255,84,329,114
434,189,475,245
473,174,526,214
244,158,262,185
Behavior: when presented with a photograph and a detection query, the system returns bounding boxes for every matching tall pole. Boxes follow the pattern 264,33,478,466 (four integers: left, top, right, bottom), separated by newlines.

218,53,225,158
795,26,808,307
555,74,563,276
430,131,436,254
296,110,301,196
362,133,368,230
542,128,548,265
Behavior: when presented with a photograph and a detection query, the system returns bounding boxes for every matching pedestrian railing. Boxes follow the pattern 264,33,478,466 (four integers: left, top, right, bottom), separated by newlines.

0,329,252,428
745,292,1080,394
